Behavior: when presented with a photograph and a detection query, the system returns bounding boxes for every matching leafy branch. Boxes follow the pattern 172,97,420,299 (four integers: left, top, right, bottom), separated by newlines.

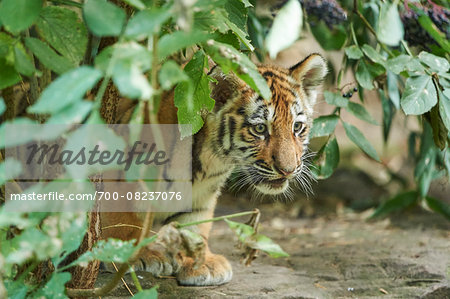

65,211,155,297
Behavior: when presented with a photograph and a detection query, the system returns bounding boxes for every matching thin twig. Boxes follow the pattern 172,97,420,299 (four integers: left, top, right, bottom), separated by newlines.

111,262,134,296
176,210,259,229
102,223,157,235
139,212,155,244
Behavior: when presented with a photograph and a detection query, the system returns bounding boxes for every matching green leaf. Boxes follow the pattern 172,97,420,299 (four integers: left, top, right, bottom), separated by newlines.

159,60,189,90
174,51,214,137
415,122,435,178
4,280,29,299
343,121,380,162
158,30,213,60
36,6,88,65
25,37,74,74
370,191,418,219
5,228,58,264
246,234,289,258
0,97,5,115
439,89,450,131
0,32,15,59
356,60,374,90
225,219,288,258
324,91,347,107
386,54,412,74
113,62,152,100
247,10,264,58
213,31,240,50
46,100,93,124
63,124,126,178
224,219,253,242
83,0,126,37
35,272,71,299
344,45,363,60
134,287,158,299
401,75,437,115
52,214,87,265
75,239,136,264
428,103,447,150
265,0,302,58
193,5,229,33
310,114,339,138
347,102,378,125
95,42,152,100
417,14,450,53
74,237,155,266
224,0,253,51
95,42,152,73
415,122,436,197
380,90,395,142
418,51,449,74
425,196,450,221
0,159,22,185
361,44,386,67
239,0,252,7
387,71,400,109
376,2,403,46
0,210,46,229
205,41,271,100
29,66,102,114
0,118,40,148
125,7,171,40
405,58,426,73
13,45,35,76
0,0,42,34
310,22,346,51
0,58,21,89
225,20,254,51
225,0,247,29
313,136,339,180
121,0,146,10
417,152,435,198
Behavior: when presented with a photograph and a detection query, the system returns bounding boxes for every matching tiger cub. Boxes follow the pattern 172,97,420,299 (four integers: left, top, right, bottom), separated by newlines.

100,53,327,286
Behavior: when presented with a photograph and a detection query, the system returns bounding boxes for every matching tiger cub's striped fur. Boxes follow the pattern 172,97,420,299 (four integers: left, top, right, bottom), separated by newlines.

100,53,327,286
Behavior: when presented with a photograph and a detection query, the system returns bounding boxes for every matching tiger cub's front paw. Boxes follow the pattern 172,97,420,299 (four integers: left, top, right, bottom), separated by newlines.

176,253,232,286
133,245,181,277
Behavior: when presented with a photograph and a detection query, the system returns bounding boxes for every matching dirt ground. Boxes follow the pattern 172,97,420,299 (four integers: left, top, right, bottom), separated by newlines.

98,169,450,299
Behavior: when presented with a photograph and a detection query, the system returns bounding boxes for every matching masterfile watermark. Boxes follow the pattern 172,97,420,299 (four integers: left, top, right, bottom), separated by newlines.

3,123,192,212
26,141,170,171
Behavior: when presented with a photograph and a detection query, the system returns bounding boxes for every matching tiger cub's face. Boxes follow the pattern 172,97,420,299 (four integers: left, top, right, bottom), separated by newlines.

210,54,327,196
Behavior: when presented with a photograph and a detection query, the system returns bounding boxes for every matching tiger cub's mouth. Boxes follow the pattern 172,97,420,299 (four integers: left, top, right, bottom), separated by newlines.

255,177,289,195
264,177,287,187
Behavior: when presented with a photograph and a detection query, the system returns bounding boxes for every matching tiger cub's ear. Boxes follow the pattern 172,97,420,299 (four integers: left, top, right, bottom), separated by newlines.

290,54,328,104
208,65,242,107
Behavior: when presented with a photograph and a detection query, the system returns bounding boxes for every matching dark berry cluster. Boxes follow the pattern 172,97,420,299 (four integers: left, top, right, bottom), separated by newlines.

301,0,347,29
342,87,358,98
401,1,450,49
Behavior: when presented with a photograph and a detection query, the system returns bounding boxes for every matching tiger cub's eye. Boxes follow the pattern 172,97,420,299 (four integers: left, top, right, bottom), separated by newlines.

293,122,304,134
253,123,267,134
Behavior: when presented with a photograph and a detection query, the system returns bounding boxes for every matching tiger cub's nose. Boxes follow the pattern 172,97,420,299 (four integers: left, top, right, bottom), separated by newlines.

274,164,295,177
